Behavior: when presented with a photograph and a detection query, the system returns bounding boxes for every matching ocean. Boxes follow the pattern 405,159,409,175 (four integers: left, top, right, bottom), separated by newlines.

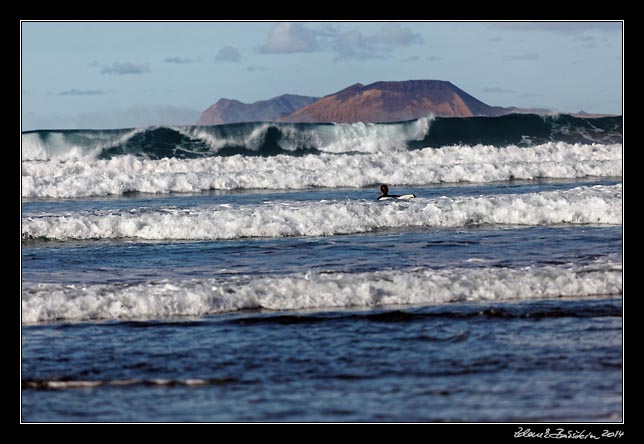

21,114,623,422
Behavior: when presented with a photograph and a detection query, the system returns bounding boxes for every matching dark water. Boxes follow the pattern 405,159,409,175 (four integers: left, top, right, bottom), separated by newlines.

22,297,621,422
21,103,623,425
22,114,622,160
21,180,623,422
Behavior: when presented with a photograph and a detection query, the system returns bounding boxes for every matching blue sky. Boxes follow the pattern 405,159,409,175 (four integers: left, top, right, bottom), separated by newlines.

21,21,622,130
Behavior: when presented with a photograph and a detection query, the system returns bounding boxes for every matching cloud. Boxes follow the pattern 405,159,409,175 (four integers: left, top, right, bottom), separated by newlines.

215,46,242,63
259,22,424,61
573,34,603,49
246,64,267,72
401,54,441,63
492,22,621,34
504,52,540,61
332,30,382,61
164,56,199,64
101,62,149,75
260,22,319,54
332,25,423,62
371,24,423,46
518,92,544,98
483,87,515,94
401,55,420,63
58,89,111,96
576,35,596,42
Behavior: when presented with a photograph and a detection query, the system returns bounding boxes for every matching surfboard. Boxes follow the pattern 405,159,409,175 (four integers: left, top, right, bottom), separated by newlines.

378,194,416,201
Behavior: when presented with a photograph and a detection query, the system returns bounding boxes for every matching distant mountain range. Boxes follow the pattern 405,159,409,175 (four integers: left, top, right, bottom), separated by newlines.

196,79,571,125
196,94,319,125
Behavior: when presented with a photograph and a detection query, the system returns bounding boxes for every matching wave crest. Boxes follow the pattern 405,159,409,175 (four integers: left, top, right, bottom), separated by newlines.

22,114,622,161
22,143,622,199
22,258,622,323
22,184,622,241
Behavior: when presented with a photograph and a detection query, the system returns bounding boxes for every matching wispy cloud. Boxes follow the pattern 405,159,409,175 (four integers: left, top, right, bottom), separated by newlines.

574,34,603,49
483,87,515,94
491,22,621,34
58,89,111,96
164,56,199,64
332,24,424,61
518,92,544,98
258,22,424,61
371,24,423,47
504,52,540,61
401,55,420,63
101,62,149,75
400,55,442,63
215,46,242,63
332,30,382,61
259,22,320,54
246,64,267,72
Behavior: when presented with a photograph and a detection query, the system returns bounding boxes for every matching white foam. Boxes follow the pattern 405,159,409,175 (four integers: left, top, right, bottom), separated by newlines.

22,129,143,161
21,258,622,323
280,117,431,153
175,124,272,152
173,118,431,155
23,378,224,389
22,143,622,199
23,119,431,163
22,184,622,241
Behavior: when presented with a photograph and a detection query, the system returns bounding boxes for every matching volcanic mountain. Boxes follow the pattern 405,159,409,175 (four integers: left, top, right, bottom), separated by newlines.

279,80,508,123
197,94,319,125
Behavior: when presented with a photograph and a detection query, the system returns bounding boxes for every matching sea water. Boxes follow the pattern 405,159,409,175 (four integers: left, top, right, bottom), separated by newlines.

21,115,623,422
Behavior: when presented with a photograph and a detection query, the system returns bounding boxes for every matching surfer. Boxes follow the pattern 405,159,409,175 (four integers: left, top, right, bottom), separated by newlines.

378,184,399,200
377,184,416,201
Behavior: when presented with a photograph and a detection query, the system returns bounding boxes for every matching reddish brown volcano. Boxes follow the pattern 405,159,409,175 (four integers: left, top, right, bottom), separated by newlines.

279,80,507,123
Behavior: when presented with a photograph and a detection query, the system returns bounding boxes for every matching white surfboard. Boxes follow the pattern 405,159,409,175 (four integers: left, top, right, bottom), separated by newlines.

378,194,416,201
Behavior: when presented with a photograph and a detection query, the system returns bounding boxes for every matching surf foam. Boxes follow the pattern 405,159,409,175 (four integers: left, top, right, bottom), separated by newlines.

21,258,622,323
22,184,622,241
22,143,622,199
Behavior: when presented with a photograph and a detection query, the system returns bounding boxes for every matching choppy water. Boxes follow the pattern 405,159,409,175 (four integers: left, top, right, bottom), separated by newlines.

21,115,622,422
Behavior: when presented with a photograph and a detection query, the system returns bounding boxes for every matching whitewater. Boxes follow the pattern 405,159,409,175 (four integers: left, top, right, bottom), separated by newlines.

22,114,623,422
22,257,621,324
23,184,621,241
22,142,620,199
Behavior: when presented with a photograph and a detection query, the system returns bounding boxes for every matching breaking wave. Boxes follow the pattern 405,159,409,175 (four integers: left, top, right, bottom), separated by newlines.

22,114,622,161
22,143,622,199
22,184,622,241
22,257,622,323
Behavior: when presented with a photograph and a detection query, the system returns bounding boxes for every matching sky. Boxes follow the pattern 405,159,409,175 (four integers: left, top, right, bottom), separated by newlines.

21,21,623,130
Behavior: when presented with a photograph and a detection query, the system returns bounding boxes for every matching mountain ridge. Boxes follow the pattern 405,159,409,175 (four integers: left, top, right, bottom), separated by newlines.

280,80,507,123
196,94,319,125
196,80,605,125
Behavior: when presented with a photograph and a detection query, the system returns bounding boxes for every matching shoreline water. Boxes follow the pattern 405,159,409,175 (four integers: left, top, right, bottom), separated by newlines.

21,114,622,422
22,295,622,422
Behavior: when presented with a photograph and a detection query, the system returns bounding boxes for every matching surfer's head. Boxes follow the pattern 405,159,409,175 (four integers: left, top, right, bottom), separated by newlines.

380,184,389,196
